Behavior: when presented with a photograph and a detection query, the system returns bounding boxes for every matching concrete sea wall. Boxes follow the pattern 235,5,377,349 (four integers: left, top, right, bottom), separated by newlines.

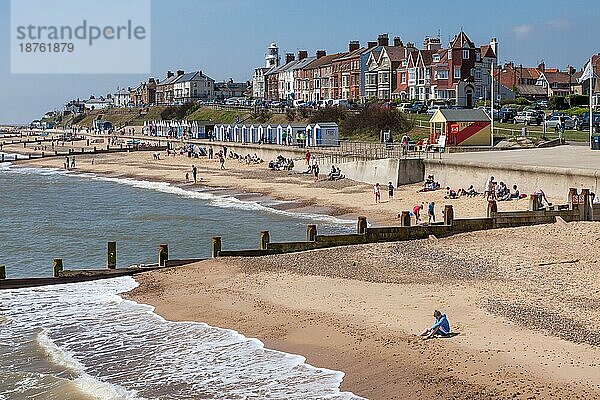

424,159,600,200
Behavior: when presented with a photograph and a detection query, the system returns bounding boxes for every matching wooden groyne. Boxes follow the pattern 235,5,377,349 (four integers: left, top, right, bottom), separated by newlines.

0,143,167,163
0,243,204,290
212,189,597,258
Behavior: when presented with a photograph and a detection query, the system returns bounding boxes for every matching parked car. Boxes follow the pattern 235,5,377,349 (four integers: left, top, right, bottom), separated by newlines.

479,107,499,120
513,111,540,125
498,107,517,123
398,103,412,113
410,102,427,113
544,115,575,130
535,99,548,109
577,112,600,132
426,104,448,115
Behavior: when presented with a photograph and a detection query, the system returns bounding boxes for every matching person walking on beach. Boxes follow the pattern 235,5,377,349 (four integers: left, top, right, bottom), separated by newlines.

373,183,381,203
65,156,70,170
71,156,76,169
185,172,189,183
427,201,435,223
305,149,311,165
388,182,394,199
420,310,451,340
192,165,197,183
219,154,225,170
313,163,320,180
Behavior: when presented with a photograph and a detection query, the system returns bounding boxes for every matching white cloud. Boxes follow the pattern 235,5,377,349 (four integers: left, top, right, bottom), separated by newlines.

511,24,534,39
546,17,571,30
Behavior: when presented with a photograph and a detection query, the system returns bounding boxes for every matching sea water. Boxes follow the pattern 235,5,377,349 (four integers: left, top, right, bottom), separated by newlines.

0,164,360,399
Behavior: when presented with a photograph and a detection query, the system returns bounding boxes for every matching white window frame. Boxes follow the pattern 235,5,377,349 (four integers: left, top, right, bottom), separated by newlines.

454,67,461,79
462,50,469,59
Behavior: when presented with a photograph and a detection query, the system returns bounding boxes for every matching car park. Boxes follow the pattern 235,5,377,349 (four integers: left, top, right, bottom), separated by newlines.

513,111,541,125
577,113,600,132
544,115,575,130
398,103,412,113
426,104,448,115
498,107,517,123
410,102,427,113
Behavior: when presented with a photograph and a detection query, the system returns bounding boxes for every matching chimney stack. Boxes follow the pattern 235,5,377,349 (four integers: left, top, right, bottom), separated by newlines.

377,33,389,47
285,53,295,64
148,77,155,83
166,70,174,79
349,40,360,52
316,50,326,59
297,50,308,60
177,70,185,76
423,36,442,50
367,41,377,49
393,36,402,47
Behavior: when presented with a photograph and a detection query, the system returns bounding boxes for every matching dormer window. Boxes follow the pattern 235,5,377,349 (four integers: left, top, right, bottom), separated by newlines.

433,54,440,62
401,60,407,67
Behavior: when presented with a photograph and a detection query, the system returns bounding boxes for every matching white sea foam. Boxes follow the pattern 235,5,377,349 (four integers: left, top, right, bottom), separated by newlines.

1,164,355,226
0,277,361,399
35,329,144,400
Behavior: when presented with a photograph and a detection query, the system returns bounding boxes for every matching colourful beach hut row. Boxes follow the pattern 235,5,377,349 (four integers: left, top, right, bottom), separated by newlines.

212,123,339,147
143,120,211,139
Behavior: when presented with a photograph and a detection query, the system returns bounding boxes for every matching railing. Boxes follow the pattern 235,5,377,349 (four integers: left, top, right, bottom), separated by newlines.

324,140,442,161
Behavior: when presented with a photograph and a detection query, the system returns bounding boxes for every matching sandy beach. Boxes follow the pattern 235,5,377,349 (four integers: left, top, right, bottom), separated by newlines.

8,140,600,398
127,222,600,399
12,140,562,227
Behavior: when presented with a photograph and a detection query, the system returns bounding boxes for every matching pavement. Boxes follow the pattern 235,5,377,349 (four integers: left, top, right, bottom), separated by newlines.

445,145,600,172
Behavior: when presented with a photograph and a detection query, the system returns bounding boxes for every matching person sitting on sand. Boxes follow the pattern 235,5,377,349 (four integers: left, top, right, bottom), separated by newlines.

534,188,551,208
509,184,520,200
444,186,458,199
420,310,451,339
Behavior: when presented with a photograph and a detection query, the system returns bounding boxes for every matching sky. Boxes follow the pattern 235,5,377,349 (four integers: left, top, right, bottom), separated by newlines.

0,0,598,124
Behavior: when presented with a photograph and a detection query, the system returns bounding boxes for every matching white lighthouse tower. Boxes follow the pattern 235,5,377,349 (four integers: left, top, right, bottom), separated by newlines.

265,42,280,68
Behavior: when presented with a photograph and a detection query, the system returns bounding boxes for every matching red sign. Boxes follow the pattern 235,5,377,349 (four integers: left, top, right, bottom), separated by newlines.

450,124,460,134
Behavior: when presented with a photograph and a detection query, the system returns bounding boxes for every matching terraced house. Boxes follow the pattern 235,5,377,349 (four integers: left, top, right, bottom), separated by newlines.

394,32,498,107
331,41,364,101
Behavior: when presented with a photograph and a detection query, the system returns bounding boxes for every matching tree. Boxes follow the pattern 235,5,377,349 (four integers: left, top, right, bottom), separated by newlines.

547,96,567,111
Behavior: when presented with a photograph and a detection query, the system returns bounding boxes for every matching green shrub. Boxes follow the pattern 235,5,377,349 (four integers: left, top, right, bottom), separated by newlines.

159,102,200,120
548,96,568,110
339,104,413,138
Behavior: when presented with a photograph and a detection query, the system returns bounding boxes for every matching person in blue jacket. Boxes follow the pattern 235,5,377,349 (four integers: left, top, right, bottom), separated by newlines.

420,310,450,339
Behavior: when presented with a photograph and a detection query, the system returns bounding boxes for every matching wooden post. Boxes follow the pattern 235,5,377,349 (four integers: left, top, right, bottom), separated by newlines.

307,224,317,241
0,265,5,280
260,231,270,250
52,258,63,277
444,205,454,226
568,188,578,209
581,188,591,221
529,194,540,211
158,244,168,267
107,241,117,269
400,211,411,227
212,236,222,258
357,216,367,234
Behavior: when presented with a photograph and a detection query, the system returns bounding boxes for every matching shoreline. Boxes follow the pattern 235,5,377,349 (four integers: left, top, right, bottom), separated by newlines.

126,233,600,399
10,145,565,228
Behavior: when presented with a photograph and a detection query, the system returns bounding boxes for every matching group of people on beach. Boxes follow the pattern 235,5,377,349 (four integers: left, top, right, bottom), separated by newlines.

63,156,75,170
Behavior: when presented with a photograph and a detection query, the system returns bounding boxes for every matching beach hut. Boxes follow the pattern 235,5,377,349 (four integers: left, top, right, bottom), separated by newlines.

313,123,339,146
305,124,315,147
214,125,224,141
287,124,306,146
265,124,276,144
240,125,249,143
249,125,260,143
257,125,266,144
276,125,286,145
232,125,242,142
429,109,492,147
